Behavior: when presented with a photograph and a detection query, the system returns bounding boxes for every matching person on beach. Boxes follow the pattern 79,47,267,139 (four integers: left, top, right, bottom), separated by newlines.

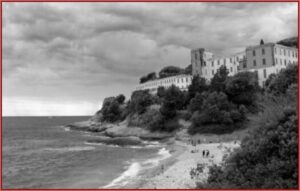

206,150,210,157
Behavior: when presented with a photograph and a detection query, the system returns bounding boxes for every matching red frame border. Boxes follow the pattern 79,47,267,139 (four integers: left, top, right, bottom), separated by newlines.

0,0,299,191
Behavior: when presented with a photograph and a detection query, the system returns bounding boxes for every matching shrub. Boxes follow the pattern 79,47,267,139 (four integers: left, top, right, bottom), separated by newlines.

266,64,297,94
116,94,126,104
188,93,204,113
210,65,229,92
188,75,208,100
129,90,156,114
225,71,259,106
101,100,122,122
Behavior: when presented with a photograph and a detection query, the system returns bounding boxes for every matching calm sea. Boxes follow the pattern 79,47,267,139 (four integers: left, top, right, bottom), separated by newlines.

2,117,166,189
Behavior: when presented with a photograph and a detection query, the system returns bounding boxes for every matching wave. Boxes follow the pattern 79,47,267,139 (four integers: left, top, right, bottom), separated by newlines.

44,146,95,152
102,162,141,188
143,147,171,166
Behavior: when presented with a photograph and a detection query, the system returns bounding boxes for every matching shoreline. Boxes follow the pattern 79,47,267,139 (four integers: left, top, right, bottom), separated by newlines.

136,140,240,189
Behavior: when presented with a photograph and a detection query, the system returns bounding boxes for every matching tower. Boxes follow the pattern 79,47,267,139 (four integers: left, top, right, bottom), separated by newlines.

191,48,205,76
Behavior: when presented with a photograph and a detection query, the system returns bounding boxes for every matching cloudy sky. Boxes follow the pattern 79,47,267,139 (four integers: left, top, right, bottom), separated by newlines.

3,2,298,116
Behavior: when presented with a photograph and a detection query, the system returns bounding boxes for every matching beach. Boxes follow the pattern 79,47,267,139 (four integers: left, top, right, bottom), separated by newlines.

138,140,241,189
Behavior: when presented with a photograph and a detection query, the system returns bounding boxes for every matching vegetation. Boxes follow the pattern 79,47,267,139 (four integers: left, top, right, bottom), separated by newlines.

277,36,298,48
196,65,298,189
158,66,185,78
140,72,157,84
210,65,228,92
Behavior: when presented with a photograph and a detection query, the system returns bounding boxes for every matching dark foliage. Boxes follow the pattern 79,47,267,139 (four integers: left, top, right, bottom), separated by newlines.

101,100,122,122
187,75,208,100
157,86,166,98
277,36,298,48
116,94,126,104
160,85,185,119
140,72,157,84
266,64,298,94
210,65,229,92
129,90,156,114
200,107,297,189
159,66,185,78
225,72,259,106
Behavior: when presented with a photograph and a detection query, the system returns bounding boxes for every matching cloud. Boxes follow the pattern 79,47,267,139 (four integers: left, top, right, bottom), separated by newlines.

3,2,298,116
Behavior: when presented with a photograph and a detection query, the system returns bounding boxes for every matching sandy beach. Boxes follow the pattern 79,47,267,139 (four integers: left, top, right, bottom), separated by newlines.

139,140,241,189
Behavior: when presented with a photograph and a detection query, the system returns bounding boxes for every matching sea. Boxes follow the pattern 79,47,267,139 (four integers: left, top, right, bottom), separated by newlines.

3,116,170,189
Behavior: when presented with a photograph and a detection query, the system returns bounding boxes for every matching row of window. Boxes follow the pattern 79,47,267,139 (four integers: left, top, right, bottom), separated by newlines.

138,77,192,89
274,47,298,58
252,48,265,56
210,56,245,67
209,67,234,76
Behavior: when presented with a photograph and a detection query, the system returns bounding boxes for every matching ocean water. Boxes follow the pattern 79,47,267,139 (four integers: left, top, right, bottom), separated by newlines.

3,117,168,189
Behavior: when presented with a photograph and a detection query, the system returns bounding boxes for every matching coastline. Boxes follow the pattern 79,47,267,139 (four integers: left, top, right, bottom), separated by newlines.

137,140,240,189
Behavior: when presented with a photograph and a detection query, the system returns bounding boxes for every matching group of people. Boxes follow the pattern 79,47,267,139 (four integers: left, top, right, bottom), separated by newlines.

202,150,210,157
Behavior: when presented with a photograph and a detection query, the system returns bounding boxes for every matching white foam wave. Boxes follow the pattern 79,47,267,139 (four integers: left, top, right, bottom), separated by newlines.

102,162,141,188
143,147,171,166
85,142,120,148
44,146,95,152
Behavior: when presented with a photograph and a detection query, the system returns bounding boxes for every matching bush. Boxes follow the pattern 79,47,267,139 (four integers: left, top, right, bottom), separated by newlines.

200,107,297,189
225,71,259,106
188,93,204,113
159,66,184,78
210,65,229,92
128,90,156,114
160,85,185,119
266,64,297,94
187,75,208,100
116,94,126,104
188,92,246,134
101,100,122,122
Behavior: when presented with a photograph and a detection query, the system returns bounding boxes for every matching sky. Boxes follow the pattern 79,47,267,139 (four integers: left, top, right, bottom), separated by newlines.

3,2,298,116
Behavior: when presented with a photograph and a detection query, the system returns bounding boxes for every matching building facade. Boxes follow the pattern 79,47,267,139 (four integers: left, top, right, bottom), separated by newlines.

240,43,298,86
192,42,298,87
135,74,193,94
191,49,246,82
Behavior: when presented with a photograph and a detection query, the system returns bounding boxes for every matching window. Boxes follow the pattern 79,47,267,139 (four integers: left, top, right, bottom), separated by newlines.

243,62,247,68
218,60,220,65
181,79,183,83
262,48,265,55
230,58,232,63
253,50,256,56
284,60,286,66
284,49,286,56
186,78,188,82
280,59,282,65
263,69,267,78
288,50,290,57
253,60,256,67
262,58,266,65
275,58,278,65
212,61,214,67
274,47,277,54
212,70,214,75
236,57,239,61
224,59,226,65
230,67,233,72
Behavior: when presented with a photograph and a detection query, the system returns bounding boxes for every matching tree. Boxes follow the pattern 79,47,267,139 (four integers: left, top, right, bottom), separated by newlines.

129,90,154,114
188,92,204,113
157,86,166,98
201,108,297,189
266,64,298,94
101,100,121,122
140,72,157,84
159,66,184,78
160,85,184,119
184,64,192,74
188,75,208,100
225,71,259,106
210,65,229,92
116,94,126,104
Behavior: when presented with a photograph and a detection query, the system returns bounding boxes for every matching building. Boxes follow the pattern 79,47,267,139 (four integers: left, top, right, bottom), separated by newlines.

192,41,298,87
135,74,193,94
240,43,298,86
191,48,246,82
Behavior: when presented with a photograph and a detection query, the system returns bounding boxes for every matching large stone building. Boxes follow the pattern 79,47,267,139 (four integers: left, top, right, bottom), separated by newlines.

135,74,192,94
192,41,298,87
134,40,298,94
240,43,298,86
